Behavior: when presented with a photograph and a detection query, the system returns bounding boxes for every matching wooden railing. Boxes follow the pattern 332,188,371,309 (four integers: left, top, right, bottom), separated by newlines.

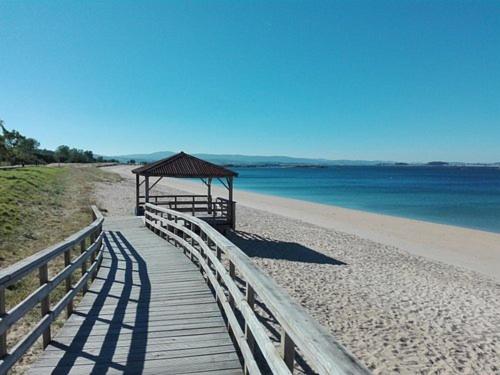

139,194,236,228
0,206,104,373
144,203,370,375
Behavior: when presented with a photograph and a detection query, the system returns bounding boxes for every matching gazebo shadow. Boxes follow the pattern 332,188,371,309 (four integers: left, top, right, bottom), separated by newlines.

227,230,346,265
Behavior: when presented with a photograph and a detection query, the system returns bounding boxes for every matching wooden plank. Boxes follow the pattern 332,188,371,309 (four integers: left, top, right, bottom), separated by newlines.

43,334,233,353
31,358,242,375
51,327,231,348
54,319,227,337
35,344,238,367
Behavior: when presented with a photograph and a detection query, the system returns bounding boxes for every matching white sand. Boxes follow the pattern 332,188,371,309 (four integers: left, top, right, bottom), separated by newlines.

96,165,500,374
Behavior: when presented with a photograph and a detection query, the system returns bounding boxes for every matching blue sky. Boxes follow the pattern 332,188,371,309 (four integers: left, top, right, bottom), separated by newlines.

1,1,499,162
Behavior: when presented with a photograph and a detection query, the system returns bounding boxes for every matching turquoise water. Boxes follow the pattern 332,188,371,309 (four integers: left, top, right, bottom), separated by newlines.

230,166,500,233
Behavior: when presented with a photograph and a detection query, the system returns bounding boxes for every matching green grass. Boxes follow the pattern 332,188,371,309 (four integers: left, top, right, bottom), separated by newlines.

0,167,64,248
0,165,121,374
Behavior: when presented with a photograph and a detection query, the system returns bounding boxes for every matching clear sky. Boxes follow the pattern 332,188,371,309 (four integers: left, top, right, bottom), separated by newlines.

1,1,499,162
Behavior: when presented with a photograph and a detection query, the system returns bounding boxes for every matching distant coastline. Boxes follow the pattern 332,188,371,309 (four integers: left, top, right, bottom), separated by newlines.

104,150,500,169
221,162,500,169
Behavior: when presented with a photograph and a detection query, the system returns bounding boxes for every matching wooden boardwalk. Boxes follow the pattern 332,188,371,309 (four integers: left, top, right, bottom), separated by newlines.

28,216,242,375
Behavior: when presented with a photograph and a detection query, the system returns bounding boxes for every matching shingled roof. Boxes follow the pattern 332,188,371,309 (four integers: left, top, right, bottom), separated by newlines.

131,152,238,178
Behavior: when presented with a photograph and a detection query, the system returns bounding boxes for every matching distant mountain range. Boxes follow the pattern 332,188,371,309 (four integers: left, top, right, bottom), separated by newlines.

103,151,389,166
103,151,500,168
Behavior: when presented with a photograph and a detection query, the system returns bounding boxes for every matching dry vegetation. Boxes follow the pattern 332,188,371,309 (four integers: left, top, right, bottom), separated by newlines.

0,165,120,374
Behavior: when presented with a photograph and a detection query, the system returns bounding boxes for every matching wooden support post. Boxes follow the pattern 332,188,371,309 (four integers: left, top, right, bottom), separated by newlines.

64,250,73,318
207,178,212,214
228,177,235,230
80,239,88,295
39,264,51,348
0,287,6,358
280,329,295,371
145,176,150,204
135,173,139,215
228,261,236,309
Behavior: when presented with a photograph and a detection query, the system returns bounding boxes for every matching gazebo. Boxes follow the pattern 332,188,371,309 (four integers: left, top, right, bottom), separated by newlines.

132,152,238,230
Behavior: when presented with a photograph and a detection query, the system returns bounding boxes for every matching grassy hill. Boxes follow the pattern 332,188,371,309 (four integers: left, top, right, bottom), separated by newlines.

0,165,120,373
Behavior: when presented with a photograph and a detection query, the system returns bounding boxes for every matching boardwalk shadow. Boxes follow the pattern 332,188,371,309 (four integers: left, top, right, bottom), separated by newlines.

51,230,151,374
227,230,346,265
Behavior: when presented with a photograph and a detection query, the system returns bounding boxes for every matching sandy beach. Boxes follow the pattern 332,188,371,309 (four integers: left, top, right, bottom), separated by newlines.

96,165,500,374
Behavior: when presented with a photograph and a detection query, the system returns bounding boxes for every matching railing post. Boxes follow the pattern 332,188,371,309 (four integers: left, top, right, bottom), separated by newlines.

231,201,236,230
39,264,51,348
94,225,103,280
80,239,88,295
182,229,187,255
245,284,256,356
280,329,295,371
216,247,222,283
95,225,104,268
200,232,206,258
0,287,7,358
64,250,73,317
90,231,96,266
228,261,235,309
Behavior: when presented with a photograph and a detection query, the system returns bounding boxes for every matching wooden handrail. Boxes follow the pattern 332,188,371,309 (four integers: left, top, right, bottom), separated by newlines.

138,194,208,199
144,203,370,375
0,206,104,373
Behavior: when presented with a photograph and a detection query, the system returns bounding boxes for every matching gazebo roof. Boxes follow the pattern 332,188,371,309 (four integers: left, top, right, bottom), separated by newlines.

131,152,238,178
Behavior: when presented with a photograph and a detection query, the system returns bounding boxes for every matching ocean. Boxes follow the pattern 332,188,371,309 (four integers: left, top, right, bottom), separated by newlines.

229,166,500,233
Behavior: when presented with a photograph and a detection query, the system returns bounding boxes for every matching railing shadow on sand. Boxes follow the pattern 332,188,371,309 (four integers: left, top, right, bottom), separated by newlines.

227,230,347,266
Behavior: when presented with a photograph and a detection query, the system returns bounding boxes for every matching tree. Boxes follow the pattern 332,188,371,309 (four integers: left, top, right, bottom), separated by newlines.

0,120,103,165
0,120,7,162
0,122,39,165
14,137,39,166
34,149,57,164
84,150,94,163
55,145,71,163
